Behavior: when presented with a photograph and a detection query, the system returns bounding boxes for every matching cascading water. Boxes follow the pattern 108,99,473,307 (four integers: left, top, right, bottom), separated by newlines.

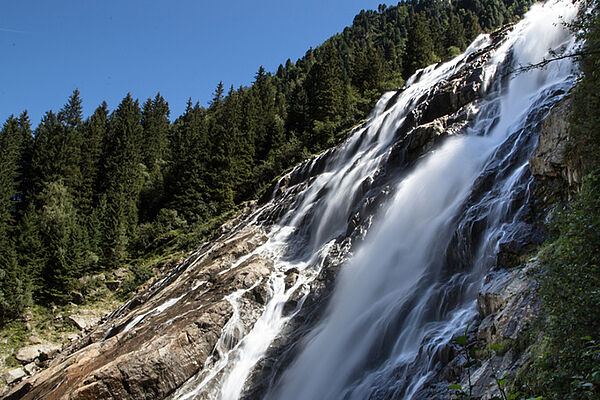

171,1,579,399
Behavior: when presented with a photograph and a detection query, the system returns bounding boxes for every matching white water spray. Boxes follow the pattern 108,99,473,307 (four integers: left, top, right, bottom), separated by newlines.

172,1,579,399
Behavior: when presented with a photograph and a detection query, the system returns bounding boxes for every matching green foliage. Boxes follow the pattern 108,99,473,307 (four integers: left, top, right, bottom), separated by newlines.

0,117,33,319
118,264,154,299
517,172,600,400
404,14,440,78
566,2,600,175
37,181,88,303
100,94,145,266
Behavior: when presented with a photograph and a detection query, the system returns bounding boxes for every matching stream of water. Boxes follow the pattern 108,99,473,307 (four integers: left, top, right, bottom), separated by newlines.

170,2,579,398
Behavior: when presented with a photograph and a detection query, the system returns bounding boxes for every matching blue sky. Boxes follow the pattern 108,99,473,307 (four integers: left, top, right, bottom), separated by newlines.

1,1,391,125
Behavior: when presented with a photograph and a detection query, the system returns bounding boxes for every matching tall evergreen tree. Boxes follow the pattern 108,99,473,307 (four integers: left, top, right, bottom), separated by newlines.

100,94,144,265
209,81,225,109
0,116,31,319
57,89,84,202
0,117,21,233
37,181,86,302
304,44,348,149
404,14,439,79
139,93,170,222
464,11,483,42
168,100,214,222
15,111,34,217
445,13,468,53
79,102,108,216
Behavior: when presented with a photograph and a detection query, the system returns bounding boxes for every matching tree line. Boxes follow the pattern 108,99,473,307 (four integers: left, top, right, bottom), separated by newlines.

0,0,533,321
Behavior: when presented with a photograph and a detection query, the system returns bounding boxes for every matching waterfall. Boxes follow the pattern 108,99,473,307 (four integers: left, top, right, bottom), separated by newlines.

171,1,579,399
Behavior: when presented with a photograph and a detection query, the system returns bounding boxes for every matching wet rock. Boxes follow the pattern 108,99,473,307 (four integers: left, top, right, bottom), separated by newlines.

442,263,540,399
476,266,538,345
530,97,580,187
249,285,270,305
282,299,299,316
477,270,513,317
469,351,519,400
226,255,273,289
407,117,447,153
284,268,299,290
1,368,26,385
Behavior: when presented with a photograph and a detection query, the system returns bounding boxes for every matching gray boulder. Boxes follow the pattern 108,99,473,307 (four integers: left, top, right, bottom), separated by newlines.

1,368,26,385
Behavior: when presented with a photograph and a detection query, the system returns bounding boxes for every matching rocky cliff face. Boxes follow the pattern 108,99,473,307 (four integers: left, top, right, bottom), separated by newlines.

1,18,576,400
529,97,580,189
426,94,578,400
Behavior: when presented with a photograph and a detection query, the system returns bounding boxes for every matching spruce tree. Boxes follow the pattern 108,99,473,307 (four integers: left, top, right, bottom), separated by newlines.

0,116,31,318
304,44,347,150
445,13,468,53
15,111,34,217
100,94,144,266
57,90,84,202
0,117,21,234
464,11,482,42
139,93,170,222
209,81,225,109
79,102,108,216
404,14,439,79
37,181,86,302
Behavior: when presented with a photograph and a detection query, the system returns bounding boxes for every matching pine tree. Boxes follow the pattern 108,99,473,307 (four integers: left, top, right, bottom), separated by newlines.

139,93,170,222
445,13,468,53
464,11,482,42
141,93,170,170
28,91,84,209
58,89,83,128
167,100,213,223
15,204,44,298
0,246,29,320
304,44,347,150
57,90,84,202
15,111,34,217
79,102,108,216
404,14,439,79
100,94,144,265
0,117,21,234
252,67,280,161
0,116,32,318
28,111,63,205
209,81,225,109
37,181,86,302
